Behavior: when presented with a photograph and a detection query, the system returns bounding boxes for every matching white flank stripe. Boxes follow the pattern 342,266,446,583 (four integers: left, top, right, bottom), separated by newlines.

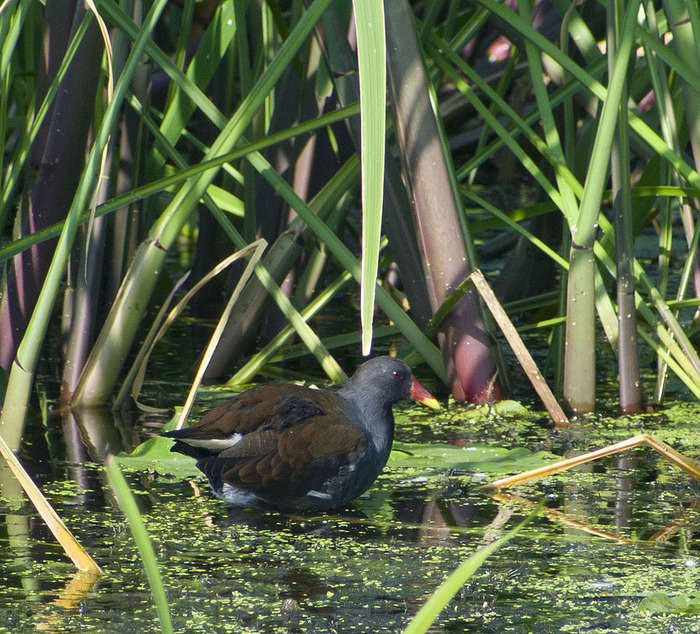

219,484,260,506
183,433,243,451
306,490,332,500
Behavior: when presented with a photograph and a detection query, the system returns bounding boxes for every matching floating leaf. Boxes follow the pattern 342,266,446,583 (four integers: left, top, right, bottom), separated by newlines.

390,442,559,474
458,399,531,420
640,593,700,614
491,400,532,416
114,437,200,478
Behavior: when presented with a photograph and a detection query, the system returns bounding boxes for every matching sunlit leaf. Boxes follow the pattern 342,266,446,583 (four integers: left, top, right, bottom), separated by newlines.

114,437,201,478
353,0,386,355
640,593,700,615
390,442,559,474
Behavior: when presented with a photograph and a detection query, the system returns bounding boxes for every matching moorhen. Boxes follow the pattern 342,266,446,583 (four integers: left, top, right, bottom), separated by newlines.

164,356,439,511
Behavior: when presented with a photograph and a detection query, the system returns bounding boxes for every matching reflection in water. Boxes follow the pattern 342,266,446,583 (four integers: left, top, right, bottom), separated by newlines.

4,403,700,632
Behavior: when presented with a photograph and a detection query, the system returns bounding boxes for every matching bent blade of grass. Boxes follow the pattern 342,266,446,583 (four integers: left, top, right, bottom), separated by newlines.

104,454,173,634
245,145,447,382
177,239,267,428
469,270,569,427
117,271,192,412
228,270,354,385
403,509,537,634
73,0,336,406
0,430,102,574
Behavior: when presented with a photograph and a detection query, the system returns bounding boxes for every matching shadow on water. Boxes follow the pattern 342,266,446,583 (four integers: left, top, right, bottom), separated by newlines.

6,387,700,632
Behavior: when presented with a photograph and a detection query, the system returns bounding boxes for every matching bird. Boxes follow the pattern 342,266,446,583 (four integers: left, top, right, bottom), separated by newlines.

163,356,440,511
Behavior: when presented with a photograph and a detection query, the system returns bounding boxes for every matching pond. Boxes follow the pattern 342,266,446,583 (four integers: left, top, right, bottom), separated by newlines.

3,388,700,633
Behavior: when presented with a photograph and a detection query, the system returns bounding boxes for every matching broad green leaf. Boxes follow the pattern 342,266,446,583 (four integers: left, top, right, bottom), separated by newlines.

640,593,700,615
114,437,201,478
352,0,386,355
390,442,559,474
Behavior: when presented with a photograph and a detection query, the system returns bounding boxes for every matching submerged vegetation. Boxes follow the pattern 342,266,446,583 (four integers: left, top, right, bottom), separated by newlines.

4,0,700,632
4,404,700,632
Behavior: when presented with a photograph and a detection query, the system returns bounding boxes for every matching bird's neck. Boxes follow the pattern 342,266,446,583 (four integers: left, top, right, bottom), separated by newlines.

338,384,395,457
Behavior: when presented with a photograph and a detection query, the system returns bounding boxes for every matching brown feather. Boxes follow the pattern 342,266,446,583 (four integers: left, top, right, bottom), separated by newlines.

214,418,367,493
188,384,344,438
163,356,438,510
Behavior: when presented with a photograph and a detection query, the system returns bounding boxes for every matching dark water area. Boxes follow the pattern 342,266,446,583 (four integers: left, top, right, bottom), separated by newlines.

5,387,700,632
4,309,700,632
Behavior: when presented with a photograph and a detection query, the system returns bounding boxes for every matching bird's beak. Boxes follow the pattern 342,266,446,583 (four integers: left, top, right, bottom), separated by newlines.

410,376,441,410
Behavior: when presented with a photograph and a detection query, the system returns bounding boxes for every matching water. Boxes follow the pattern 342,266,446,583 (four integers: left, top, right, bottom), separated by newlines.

3,397,700,632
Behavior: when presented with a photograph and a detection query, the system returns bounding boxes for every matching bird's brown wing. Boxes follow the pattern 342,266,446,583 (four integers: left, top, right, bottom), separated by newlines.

165,384,344,457
197,415,368,500
177,384,341,438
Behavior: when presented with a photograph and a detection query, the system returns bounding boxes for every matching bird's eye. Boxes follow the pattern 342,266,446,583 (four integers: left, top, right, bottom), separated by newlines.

391,370,403,380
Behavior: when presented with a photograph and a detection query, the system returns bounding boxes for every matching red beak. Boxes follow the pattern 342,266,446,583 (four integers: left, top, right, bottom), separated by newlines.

410,376,441,409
